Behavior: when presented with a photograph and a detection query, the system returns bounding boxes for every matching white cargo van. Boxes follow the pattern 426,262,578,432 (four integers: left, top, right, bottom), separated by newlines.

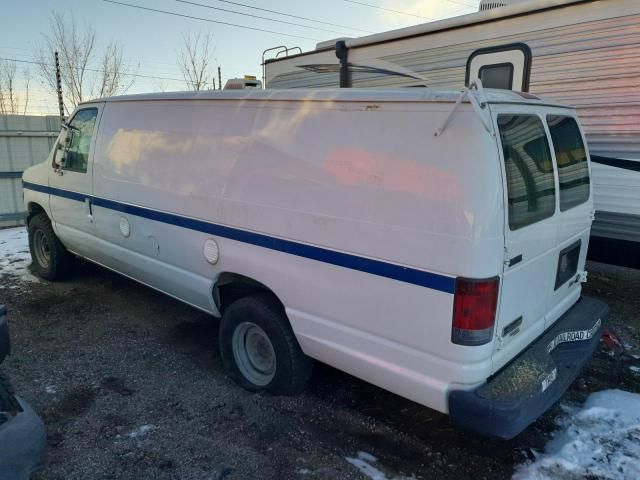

22,87,607,438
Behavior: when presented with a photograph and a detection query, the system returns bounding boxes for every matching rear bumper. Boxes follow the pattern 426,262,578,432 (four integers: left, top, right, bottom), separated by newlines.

449,296,608,439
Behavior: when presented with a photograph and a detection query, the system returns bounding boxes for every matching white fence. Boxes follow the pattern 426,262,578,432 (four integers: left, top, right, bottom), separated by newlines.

0,115,60,227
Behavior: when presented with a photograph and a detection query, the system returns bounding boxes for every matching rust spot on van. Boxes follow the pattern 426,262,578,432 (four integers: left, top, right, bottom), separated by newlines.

365,104,381,111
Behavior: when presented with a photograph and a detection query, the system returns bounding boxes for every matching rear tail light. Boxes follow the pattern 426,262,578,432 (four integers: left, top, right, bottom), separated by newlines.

452,277,499,346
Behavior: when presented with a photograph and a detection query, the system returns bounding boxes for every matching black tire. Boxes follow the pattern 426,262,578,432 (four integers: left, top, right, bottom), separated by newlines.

28,212,74,281
219,293,313,395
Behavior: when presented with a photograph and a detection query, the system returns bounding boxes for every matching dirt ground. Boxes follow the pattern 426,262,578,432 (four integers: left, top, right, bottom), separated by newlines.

1,256,639,480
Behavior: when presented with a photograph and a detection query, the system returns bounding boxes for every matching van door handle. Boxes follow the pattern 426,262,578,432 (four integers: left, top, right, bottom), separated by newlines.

85,197,93,222
508,254,523,267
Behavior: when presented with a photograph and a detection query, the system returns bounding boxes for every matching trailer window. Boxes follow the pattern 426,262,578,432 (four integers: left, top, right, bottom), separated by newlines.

547,116,590,211
498,115,556,230
466,43,532,92
479,63,514,90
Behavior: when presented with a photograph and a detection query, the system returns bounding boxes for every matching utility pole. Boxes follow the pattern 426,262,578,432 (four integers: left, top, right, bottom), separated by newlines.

54,51,65,123
218,66,222,90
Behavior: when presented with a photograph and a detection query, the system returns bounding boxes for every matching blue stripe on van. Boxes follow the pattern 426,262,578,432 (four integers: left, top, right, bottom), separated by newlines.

23,181,455,294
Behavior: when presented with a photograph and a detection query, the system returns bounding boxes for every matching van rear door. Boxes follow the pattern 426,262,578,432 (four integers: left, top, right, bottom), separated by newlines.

491,110,560,370
542,114,592,329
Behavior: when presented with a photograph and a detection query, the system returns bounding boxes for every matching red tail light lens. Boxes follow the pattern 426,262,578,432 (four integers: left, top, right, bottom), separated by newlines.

452,277,499,346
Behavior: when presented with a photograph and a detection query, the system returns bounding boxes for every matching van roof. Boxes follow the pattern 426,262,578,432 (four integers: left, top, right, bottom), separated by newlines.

89,88,572,109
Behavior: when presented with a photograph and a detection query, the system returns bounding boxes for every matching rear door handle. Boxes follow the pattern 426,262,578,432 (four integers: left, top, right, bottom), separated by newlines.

508,254,523,267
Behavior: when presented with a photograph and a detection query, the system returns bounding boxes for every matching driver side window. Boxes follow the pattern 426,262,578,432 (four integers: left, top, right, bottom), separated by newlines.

61,108,98,173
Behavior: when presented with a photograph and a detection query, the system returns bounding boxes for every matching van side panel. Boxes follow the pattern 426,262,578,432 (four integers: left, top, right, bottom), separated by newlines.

91,98,504,412
266,0,640,260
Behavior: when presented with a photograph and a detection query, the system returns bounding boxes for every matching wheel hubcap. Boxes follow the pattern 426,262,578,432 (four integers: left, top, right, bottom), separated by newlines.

33,230,51,269
232,322,276,386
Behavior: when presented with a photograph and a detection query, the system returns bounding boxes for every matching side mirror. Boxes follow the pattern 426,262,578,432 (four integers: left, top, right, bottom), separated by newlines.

53,147,66,168
54,129,68,168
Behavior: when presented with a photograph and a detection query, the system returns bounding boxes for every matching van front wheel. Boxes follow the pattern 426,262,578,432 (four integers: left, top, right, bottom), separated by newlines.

219,294,313,395
28,213,74,281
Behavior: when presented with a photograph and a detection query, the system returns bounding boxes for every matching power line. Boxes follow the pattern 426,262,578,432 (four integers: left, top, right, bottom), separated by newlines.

174,0,355,36
203,0,373,34
0,56,185,83
444,0,478,8
342,0,435,20
0,49,186,80
342,0,479,21
0,45,196,77
102,0,320,41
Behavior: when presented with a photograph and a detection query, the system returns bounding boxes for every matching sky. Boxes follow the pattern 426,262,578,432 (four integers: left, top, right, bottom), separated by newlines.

0,0,481,115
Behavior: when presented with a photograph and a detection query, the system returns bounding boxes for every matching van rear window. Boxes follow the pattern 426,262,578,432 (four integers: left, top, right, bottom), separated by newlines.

498,115,556,230
547,116,590,211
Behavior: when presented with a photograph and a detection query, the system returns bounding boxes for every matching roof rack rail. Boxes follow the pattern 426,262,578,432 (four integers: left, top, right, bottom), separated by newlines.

261,46,302,88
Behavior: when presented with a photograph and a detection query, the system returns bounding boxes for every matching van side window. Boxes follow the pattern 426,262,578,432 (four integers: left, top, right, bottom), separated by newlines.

498,115,556,230
63,108,98,173
547,116,590,211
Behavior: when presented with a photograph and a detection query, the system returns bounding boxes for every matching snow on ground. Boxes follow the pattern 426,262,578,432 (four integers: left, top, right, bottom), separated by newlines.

126,424,157,439
0,227,40,284
45,384,58,394
514,389,640,480
346,451,416,480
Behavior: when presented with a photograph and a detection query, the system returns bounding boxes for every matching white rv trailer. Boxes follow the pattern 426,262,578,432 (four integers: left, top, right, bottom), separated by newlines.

264,0,640,268
22,88,607,438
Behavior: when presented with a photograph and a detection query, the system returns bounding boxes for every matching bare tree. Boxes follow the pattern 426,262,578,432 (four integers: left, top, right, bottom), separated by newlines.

97,42,135,98
35,12,136,111
177,32,217,91
0,59,31,115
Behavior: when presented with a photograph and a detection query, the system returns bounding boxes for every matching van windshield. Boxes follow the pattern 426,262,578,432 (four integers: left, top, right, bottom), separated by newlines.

498,115,556,230
547,116,590,211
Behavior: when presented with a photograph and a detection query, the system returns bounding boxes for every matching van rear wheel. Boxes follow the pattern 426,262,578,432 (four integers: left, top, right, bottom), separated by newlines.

219,294,313,395
28,213,74,281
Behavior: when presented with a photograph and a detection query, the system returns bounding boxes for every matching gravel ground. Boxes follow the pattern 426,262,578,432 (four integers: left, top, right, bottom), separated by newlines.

1,250,639,480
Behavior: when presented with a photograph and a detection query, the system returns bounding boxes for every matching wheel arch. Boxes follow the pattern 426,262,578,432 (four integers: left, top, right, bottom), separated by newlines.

213,272,285,315
26,202,47,225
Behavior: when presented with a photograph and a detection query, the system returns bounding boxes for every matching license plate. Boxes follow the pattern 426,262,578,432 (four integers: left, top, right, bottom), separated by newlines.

555,240,581,290
546,318,602,353
541,368,557,392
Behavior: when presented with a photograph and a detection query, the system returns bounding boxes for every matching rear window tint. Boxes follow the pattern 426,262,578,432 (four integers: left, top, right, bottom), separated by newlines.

547,116,590,211
498,115,556,230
